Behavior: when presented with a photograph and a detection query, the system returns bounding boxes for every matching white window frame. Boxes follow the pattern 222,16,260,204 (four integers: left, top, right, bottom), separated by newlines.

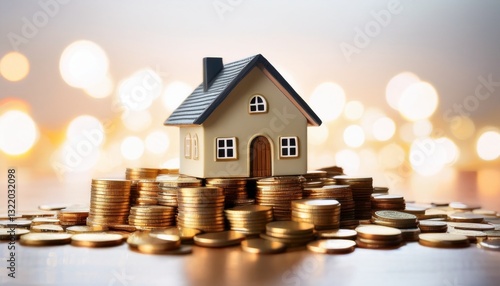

192,134,199,160
280,136,299,158
184,134,191,158
249,95,267,113
216,137,237,160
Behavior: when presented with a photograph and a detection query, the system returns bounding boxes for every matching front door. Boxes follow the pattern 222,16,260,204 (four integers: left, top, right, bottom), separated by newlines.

250,136,271,177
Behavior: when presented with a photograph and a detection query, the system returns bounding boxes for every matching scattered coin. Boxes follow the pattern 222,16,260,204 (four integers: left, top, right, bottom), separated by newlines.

446,222,494,231
71,233,124,247
0,220,32,229
241,238,286,254
31,224,64,233
448,213,484,223
418,233,470,248
38,204,68,211
316,229,357,240
0,228,29,240
20,233,72,246
66,225,109,234
307,239,356,254
193,231,245,248
149,227,201,243
478,239,500,251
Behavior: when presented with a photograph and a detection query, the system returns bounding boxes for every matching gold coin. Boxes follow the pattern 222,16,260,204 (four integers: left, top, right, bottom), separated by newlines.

71,233,124,247
38,204,68,211
418,233,470,248
447,222,494,231
307,239,356,254
225,205,272,215
107,224,137,232
0,220,32,228
448,229,487,242
260,233,314,245
66,225,108,234
0,228,30,240
292,199,340,210
31,224,64,233
193,231,246,247
241,238,286,254
448,213,484,223
478,239,500,251
31,217,60,226
127,231,180,253
266,221,315,235
150,227,201,242
316,229,357,240
20,233,72,246
355,225,401,240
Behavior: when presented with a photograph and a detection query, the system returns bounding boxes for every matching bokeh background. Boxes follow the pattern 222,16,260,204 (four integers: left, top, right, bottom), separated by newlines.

1,0,499,210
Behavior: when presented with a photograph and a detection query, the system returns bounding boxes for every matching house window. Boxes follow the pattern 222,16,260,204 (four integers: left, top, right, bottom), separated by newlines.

280,136,298,158
192,134,199,160
184,134,191,158
249,95,267,113
216,137,237,160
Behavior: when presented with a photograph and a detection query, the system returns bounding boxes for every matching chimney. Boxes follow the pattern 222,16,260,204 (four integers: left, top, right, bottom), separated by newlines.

203,57,223,92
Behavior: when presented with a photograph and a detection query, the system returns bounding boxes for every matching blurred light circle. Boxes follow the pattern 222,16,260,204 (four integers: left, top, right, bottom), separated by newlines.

343,125,365,148
399,122,415,143
0,51,30,82
476,130,500,161
309,125,329,146
161,157,180,169
378,143,405,169
162,81,192,111
372,117,396,141
145,130,170,154
121,136,144,160
409,137,455,176
335,149,360,173
344,100,364,121
83,74,114,99
59,40,109,88
360,107,385,140
412,119,433,138
309,82,346,122
66,115,105,146
121,110,152,131
118,69,163,111
0,110,38,155
449,116,475,140
385,72,420,110
398,82,439,121
438,137,459,164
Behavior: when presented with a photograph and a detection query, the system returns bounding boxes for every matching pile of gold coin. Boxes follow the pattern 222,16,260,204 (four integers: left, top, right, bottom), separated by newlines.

371,194,406,212
256,176,303,221
291,199,341,230
177,187,225,232
206,178,248,208
157,176,203,208
418,233,470,248
301,170,328,186
194,230,246,247
261,221,315,247
58,207,89,226
355,225,403,249
371,210,419,229
302,184,357,229
128,206,176,230
334,175,373,220
127,231,186,254
307,239,356,254
225,205,273,235
87,179,131,227
419,220,448,233
130,179,160,206
125,167,159,180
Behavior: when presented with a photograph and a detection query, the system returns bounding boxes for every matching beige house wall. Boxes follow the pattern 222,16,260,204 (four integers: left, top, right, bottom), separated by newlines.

178,126,205,178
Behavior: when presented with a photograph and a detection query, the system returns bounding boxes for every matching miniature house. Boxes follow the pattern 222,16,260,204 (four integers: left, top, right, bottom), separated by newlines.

164,54,322,178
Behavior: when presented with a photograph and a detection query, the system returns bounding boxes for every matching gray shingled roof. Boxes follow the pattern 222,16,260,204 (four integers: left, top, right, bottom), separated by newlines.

164,54,322,126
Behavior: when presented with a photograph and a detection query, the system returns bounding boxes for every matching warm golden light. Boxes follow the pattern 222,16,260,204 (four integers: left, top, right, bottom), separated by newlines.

0,51,30,82
378,143,405,169
83,74,114,99
145,130,170,154
309,82,346,123
398,82,439,121
385,72,420,110
335,149,360,173
372,117,396,141
162,81,192,112
343,124,365,148
121,110,152,131
308,125,329,146
0,110,38,155
344,100,364,121
449,116,475,140
409,137,458,176
59,40,109,89
476,130,500,161
399,122,415,143
412,119,433,138
118,68,162,111
121,136,144,160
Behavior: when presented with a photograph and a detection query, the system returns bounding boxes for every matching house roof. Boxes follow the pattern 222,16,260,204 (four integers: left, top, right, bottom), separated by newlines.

164,54,322,126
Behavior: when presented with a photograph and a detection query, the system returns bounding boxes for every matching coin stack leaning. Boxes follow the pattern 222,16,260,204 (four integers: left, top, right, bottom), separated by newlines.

291,199,341,230
256,176,303,221
177,187,225,232
205,178,248,208
125,168,159,180
157,176,203,208
225,205,273,235
128,205,176,230
87,179,131,227
355,225,403,249
58,207,89,226
130,179,160,206
261,221,315,247
302,185,357,229
334,176,373,220
371,194,406,212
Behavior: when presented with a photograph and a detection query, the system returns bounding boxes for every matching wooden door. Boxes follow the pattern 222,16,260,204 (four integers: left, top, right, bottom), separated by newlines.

250,136,271,177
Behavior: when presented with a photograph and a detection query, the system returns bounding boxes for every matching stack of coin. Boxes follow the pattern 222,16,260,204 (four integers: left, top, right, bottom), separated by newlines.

127,231,184,254
58,208,89,226
87,179,131,227
256,176,303,221
334,176,373,220
302,185,357,229
261,221,315,247
355,225,403,249
193,231,246,247
158,168,180,175
157,176,203,208
225,205,273,235
447,212,484,223
128,206,176,230
301,171,328,186
291,199,341,230
206,178,248,208
177,187,225,232
372,210,419,229
317,166,344,177
130,180,160,206
419,220,448,233
371,195,406,212
419,233,470,248
125,168,159,180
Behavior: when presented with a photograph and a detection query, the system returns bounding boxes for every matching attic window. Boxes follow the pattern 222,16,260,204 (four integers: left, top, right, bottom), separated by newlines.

249,95,267,113
280,136,298,158
216,137,237,160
